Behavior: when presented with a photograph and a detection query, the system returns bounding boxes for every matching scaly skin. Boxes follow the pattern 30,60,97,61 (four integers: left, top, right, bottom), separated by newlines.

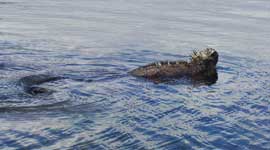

130,48,219,84
130,61,190,78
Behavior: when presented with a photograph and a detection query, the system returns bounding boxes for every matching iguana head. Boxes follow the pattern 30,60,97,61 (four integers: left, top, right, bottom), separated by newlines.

191,48,218,67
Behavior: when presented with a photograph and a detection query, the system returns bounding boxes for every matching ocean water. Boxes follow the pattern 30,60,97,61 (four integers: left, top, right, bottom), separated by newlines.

0,0,270,149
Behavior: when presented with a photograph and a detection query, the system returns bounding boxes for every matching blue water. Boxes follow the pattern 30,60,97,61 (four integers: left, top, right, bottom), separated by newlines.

0,0,270,149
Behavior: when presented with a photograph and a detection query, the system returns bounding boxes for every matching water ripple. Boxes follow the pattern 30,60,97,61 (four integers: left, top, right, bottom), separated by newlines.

1,47,270,149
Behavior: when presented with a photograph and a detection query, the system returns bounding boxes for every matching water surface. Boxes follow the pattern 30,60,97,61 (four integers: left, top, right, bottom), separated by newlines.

0,0,270,149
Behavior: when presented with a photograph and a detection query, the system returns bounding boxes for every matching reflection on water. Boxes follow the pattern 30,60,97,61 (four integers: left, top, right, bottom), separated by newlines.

0,0,270,149
1,48,270,149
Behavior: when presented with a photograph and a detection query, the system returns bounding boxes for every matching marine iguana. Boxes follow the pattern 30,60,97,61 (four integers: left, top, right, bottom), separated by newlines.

18,74,63,95
18,74,94,95
129,48,218,84
17,48,218,95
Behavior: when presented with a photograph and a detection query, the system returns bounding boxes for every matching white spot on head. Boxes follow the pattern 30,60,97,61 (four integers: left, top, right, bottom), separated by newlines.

191,48,216,61
156,62,161,66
